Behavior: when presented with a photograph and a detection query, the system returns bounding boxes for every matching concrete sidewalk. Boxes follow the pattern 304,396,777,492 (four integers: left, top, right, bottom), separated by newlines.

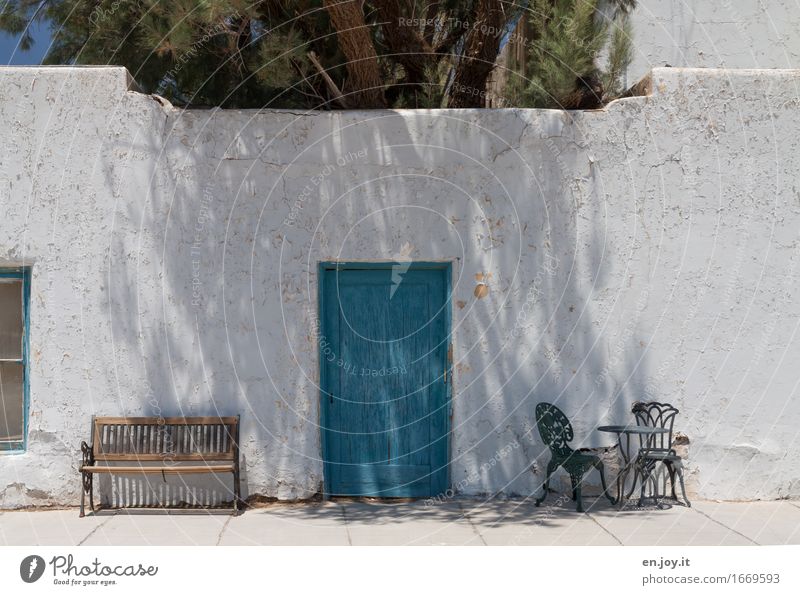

2,499,800,546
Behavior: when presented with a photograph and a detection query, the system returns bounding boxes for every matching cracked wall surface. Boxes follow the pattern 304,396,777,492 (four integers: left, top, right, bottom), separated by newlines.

1,66,800,507
629,1,800,83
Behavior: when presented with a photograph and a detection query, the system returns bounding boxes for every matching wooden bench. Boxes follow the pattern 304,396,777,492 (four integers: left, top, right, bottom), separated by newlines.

79,416,241,516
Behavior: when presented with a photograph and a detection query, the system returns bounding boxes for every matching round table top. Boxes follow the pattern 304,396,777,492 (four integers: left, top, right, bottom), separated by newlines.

597,425,669,434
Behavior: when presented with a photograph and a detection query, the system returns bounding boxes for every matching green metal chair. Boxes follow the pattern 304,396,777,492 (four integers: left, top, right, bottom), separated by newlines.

631,401,691,507
534,402,616,512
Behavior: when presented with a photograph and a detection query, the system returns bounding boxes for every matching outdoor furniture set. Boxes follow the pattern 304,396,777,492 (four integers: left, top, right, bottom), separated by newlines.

75,403,687,516
534,401,690,512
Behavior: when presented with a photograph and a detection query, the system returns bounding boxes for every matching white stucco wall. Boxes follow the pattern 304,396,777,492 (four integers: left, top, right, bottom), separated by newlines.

629,1,800,83
1,66,800,507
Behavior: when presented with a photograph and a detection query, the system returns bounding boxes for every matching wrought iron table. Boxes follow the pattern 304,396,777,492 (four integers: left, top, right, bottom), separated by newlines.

598,425,670,508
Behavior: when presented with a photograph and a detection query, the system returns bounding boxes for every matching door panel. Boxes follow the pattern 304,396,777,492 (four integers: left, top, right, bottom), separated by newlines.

321,265,450,497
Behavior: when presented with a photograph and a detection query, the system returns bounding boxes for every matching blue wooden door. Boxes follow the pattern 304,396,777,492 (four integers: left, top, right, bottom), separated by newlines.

320,263,450,497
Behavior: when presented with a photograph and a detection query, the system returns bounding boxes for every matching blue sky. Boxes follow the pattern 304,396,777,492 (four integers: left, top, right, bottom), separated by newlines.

0,19,51,65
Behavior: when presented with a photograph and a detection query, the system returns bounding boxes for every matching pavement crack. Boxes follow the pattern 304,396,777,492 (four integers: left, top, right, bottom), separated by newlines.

340,504,353,546
458,502,488,545
587,511,623,545
215,514,233,546
691,506,759,545
77,512,116,546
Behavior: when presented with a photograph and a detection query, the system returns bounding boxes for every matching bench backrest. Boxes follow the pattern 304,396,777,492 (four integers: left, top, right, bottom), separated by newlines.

91,416,239,462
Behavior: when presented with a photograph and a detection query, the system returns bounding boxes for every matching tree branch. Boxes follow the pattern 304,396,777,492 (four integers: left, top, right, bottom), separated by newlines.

307,51,349,108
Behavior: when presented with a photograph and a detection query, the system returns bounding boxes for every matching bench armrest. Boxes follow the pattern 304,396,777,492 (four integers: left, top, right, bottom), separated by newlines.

80,441,94,468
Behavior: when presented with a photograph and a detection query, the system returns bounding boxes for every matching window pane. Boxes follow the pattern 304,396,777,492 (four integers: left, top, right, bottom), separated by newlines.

0,362,24,443
0,280,23,360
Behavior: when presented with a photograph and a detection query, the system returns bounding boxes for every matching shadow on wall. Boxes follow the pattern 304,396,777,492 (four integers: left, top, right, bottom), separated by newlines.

456,109,658,500
99,102,662,507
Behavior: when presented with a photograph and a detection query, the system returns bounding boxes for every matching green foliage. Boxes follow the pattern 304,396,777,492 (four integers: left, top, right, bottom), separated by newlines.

603,11,634,98
2,0,523,108
507,0,636,108
253,26,309,89
2,1,633,109
391,62,451,109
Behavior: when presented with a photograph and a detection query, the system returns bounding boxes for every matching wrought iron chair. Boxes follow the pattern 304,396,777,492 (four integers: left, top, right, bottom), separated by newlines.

534,402,616,512
631,401,690,507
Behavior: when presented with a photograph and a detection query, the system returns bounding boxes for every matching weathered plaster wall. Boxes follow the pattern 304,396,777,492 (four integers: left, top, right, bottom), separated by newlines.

1,66,799,507
629,1,800,83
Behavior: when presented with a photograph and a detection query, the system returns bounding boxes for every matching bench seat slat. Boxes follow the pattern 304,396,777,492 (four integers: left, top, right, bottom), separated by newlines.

81,464,235,474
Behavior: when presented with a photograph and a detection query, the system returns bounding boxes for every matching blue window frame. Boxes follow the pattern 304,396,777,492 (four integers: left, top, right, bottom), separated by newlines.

0,268,30,452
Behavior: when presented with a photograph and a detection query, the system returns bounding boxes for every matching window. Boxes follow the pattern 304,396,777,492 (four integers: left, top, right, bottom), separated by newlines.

0,268,29,452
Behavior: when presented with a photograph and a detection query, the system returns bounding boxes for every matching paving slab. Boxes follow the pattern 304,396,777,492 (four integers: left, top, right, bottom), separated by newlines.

691,500,800,545
589,502,754,546
80,511,229,546
461,500,620,546
342,501,478,545
0,509,105,546
219,502,350,545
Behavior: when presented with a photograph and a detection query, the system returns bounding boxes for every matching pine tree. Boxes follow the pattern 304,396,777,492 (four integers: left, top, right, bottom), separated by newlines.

2,1,634,109
504,0,636,109
1,0,524,109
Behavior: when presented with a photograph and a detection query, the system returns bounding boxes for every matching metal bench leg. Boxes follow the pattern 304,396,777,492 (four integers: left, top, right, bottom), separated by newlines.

232,414,241,515
80,471,95,517
233,469,241,515
88,474,96,513
80,473,86,518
